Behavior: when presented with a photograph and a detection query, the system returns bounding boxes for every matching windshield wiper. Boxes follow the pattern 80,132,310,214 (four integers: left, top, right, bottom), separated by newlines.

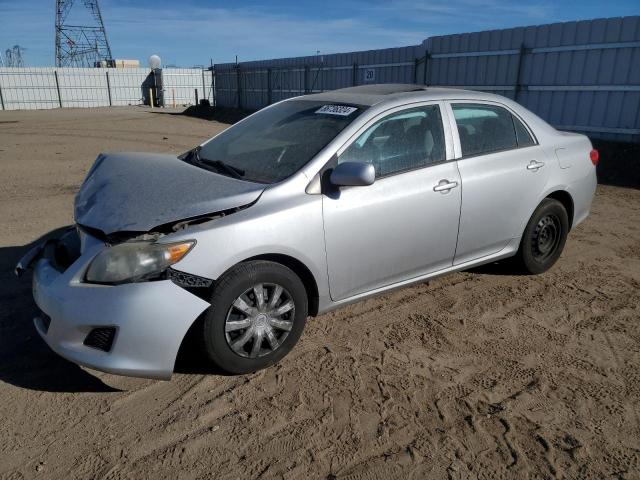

179,146,202,163
199,158,245,179
181,147,245,180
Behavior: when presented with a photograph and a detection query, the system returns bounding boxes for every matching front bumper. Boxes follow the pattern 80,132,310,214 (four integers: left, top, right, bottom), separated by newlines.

26,231,210,380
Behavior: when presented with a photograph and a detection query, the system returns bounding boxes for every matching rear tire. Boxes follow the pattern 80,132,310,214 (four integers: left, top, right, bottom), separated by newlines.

201,261,308,374
515,198,569,275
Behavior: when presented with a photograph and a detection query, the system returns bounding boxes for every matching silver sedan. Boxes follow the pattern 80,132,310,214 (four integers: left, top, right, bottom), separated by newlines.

17,84,597,379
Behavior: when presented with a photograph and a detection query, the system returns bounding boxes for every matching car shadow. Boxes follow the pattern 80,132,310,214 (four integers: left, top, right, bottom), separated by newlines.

464,259,523,276
147,105,253,125
592,139,640,190
173,315,234,376
0,227,120,393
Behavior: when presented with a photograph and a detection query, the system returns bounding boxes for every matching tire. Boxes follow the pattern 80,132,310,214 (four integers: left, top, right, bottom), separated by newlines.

515,198,569,275
201,260,308,374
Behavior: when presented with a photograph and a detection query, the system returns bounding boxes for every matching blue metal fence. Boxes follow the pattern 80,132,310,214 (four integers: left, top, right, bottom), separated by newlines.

213,16,640,142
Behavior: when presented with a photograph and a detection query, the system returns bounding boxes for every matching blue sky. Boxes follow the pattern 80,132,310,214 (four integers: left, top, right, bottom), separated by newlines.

1,0,638,67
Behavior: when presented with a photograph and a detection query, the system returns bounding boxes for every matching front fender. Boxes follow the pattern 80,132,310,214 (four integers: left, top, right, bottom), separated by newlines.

166,194,329,300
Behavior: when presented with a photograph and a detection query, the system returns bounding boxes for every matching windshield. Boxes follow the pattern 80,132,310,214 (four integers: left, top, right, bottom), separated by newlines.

195,100,365,183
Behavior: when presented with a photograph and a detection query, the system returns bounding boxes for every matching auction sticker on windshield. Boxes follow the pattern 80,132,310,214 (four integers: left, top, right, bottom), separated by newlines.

315,105,358,116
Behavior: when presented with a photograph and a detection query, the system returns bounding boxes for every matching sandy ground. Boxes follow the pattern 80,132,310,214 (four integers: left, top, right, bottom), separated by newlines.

1,107,639,480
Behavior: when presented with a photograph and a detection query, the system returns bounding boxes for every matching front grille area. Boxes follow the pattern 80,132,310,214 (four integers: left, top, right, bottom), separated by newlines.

83,327,116,352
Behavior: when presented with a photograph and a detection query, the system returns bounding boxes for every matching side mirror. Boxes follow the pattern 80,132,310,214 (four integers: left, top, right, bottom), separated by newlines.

330,162,375,187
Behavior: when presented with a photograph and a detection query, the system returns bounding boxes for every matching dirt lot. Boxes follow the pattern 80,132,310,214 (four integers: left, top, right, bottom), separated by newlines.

1,107,639,480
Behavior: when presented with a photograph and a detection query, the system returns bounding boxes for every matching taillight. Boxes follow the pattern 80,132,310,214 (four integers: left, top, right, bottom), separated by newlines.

590,149,599,166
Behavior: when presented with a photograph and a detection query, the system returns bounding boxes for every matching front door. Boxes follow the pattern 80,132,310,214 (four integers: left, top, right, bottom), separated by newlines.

322,104,462,301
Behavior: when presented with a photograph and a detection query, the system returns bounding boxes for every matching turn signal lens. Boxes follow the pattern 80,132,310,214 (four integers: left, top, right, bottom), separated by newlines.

590,149,599,166
166,242,194,263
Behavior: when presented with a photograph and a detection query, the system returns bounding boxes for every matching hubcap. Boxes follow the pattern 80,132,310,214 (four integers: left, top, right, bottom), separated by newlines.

224,283,295,358
531,214,561,261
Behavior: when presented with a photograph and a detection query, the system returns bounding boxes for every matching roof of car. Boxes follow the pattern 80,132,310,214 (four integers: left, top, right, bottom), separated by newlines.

301,84,503,107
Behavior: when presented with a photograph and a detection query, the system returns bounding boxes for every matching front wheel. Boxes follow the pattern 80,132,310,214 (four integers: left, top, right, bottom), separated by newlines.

201,260,308,374
515,198,569,275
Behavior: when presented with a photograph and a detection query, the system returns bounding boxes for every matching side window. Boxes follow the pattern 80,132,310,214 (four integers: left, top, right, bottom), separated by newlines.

513,115,535,147
338,105,445,178
452,104,517,157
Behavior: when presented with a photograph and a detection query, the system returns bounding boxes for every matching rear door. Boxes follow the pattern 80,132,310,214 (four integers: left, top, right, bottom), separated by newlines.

447,102,550,265
322,102,462,301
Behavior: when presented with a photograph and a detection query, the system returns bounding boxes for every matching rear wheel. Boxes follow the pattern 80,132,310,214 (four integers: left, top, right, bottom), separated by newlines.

201,261,308,374
515,198,569,274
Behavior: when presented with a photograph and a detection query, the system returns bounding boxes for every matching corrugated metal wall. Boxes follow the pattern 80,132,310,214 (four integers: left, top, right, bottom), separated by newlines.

0,68,211,110
214,46,421,110
422,16,640,142
213,16,639,142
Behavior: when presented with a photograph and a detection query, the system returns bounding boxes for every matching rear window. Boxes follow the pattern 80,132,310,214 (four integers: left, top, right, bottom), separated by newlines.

452,104,517,157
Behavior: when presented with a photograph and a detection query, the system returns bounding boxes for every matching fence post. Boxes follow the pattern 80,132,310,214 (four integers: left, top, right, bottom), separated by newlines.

423,51,431,86
267,68,272,105
514,43,527,102
236,65,242,109
201,69,206,102
211,66,216,107
54,70,63,108
0,77,5,110
413,57,419,84
352,62,358,86
304,65,309,94
105,70,112,106
195,88,199,105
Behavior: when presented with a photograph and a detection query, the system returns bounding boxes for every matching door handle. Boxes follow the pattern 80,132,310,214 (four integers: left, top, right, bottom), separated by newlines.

527,160,545,171
433,179,459,193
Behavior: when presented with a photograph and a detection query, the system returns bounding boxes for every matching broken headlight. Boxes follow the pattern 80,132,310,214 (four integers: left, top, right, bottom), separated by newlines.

85,240,195,284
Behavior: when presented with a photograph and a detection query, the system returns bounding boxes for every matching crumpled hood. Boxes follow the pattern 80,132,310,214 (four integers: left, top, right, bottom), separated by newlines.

74,152,265,235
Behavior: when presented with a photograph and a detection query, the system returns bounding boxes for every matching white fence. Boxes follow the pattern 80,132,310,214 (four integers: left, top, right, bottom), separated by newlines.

0,67,212,110
161,68,214,106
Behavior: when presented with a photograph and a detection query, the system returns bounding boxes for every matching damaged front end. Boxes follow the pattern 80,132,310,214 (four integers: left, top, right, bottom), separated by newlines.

16,224,217,303
12,150,269,379
15,195,259,315
74,152,265,236
15,149,262,285
16,221,213,380
15,226,81,277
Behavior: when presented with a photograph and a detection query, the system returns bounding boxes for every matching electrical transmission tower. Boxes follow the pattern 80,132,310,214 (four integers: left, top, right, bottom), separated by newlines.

4,45,25,67
55,0,112,67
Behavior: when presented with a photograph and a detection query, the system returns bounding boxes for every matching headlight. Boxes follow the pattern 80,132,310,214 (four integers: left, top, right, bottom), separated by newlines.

85,240,195,284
